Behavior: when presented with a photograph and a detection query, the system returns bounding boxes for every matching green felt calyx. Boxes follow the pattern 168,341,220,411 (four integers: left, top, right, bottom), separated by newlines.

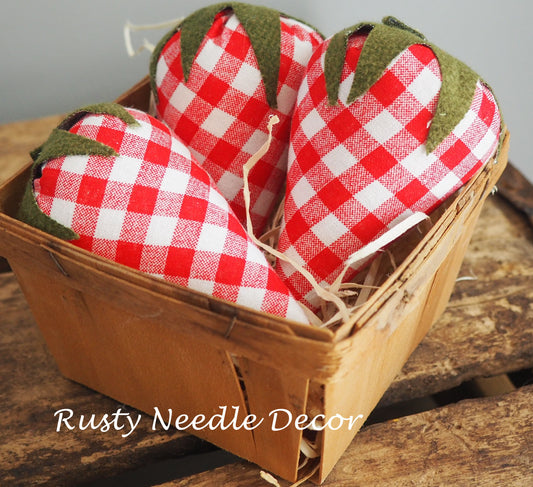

150,3,321,109
382,16,426,40
18,103,136,241
324,16,483,153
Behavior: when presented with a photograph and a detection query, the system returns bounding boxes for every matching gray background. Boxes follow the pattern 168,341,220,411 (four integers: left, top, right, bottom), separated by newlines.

2,0,531,181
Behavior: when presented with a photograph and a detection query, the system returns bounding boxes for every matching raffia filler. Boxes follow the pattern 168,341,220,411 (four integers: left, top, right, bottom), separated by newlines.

242,115,433,331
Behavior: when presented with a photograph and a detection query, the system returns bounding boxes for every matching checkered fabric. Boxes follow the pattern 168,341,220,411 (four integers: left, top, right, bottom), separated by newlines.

154,10,323,236
276,33,501,311
33,108,309,324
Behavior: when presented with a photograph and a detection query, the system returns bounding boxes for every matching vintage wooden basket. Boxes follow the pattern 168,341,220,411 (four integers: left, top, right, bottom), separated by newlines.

0,78,509,483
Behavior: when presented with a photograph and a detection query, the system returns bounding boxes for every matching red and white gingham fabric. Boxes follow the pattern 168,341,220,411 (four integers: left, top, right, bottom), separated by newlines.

154,9,323,236
33,108,309,324
276,33,501,311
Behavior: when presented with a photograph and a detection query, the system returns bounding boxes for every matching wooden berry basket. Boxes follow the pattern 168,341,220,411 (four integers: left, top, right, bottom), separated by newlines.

0,77,510,484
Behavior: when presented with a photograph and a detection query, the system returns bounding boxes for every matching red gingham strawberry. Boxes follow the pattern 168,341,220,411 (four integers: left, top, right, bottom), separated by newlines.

276,17,502,311
150,3,323,236
20,104,309,324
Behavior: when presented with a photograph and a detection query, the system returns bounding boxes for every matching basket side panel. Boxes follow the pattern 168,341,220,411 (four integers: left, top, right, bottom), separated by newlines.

9,261,259,460
318,276,432,481
417,203,481,329
0,165,32,228
316,187,490,482
237,358,309,482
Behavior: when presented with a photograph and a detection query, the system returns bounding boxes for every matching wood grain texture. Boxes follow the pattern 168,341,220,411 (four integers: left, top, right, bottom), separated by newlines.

0,272,213,487
381,194,533,405
498,161,533,227
160,385,533,486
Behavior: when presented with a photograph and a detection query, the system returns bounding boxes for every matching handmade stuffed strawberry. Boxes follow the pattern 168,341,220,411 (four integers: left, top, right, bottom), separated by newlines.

18,104,309,324
150,2,323,236
276,17,502,311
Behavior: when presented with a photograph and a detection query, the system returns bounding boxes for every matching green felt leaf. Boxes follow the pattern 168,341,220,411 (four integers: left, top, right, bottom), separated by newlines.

17,105,131,241
347,23,424,103
426,45,479,153
179,3,231,81
325,24,367,105
324,17,484,153
232,3,281,108
153,3,285,109
32,128,118,167
382,16,426,40
18,179,79,241
58,103,140,130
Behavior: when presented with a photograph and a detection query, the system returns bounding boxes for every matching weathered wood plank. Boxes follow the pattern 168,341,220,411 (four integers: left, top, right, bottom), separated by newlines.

381,194,533,405
498,161,533,227
162,385,533,486
0,272,213,487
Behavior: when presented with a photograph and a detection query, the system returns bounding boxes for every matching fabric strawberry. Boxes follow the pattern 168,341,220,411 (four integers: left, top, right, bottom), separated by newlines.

150,2,323,236
18,104,309,324
276,17,502,311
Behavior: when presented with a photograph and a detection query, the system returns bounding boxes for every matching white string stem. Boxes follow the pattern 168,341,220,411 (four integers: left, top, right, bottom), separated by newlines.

242,116,350,323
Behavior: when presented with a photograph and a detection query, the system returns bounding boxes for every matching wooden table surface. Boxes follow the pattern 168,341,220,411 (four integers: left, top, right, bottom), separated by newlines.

1,116,532,486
